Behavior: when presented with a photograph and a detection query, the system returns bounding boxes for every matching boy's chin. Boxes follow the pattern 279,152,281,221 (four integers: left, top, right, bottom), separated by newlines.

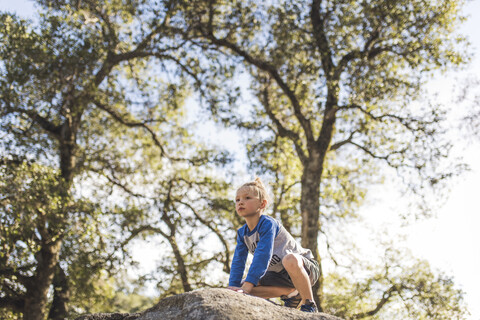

238,211,258,217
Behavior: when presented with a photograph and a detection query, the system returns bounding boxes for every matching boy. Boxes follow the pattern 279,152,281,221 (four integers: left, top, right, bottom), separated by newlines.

228,178,320,312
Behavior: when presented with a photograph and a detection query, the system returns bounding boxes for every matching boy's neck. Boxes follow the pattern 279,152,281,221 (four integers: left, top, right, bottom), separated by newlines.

245,214,262,231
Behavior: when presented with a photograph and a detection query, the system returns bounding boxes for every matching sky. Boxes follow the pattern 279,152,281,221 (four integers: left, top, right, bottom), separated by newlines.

1,0,479,319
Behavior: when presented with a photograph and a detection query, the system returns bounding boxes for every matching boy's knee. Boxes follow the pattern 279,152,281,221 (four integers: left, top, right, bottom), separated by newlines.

282,253,303,270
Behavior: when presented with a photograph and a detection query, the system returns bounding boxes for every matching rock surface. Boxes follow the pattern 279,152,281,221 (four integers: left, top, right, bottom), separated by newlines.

76,288,343,320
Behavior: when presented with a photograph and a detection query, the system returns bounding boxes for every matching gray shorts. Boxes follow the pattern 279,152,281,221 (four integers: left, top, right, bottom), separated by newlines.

258,256,320,288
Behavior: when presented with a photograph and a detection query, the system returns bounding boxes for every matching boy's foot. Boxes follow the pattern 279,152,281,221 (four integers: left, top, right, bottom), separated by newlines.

300,299,318,313
280,291,301,308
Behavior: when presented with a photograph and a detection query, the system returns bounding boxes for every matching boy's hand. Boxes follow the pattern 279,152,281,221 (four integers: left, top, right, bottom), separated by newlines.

240,281,254,294
227,286,244,293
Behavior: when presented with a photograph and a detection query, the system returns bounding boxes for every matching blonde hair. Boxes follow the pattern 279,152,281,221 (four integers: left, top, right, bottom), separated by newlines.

237,177,271,209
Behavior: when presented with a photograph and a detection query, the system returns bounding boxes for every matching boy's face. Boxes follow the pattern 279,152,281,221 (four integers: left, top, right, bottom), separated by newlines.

235,188,265,218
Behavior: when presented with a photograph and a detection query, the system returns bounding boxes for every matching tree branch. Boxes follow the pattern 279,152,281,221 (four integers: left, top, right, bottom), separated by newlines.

329,130,357,151
348,140,409,168
89,167,145,198
342,104,435,132
3,104,61,137
0,296,25,313
120,225,169,249
334,30,381,79
261,84,308,164
0,266,34,286
93,99,207,164
177,200,231,273
310,0,335,79
352,285,400,319
152,52,209,100
197,12,314,143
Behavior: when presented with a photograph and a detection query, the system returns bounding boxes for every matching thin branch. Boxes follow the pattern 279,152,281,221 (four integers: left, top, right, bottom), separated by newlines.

0,266,34,285
334,30,381,79
348,141,391,164
329,130,357,151
352,285,400,319
152,52,209,100
120,225,169,249
0,296,25,313
93,99,207,164
177,200,231,273
3,104,61,137
341,104,434,132
197,14,314,143
90,168,145,198
310,0,335,79
261,84,308,164
318,228,347,268
347,140,410,169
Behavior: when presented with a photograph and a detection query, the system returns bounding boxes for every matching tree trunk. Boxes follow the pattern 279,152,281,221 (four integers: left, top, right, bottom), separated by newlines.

23,240,62,320
300,164,321,256
300,154,324,310
48,265,70,320
59,120,78,185
24,121,77,320
169,236,192,292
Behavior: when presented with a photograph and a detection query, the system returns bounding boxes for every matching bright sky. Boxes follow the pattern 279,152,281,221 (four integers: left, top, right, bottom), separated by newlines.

403,2,480,318
1,0,479,319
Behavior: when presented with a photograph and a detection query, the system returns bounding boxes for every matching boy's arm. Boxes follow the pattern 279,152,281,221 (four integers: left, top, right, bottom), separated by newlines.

228,230,248,287
243,218,277,289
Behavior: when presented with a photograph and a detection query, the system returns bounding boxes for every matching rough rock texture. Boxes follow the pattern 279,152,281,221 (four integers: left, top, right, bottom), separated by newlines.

76,313,140,320
75,288,343,320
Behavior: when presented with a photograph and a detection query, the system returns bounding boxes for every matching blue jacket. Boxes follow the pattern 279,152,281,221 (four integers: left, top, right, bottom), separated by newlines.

228,215,313,287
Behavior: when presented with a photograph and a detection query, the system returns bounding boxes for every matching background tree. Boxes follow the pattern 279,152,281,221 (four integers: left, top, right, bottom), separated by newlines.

0,1,233,319
455,75,480,140
176,0,470,316
1,0,473,319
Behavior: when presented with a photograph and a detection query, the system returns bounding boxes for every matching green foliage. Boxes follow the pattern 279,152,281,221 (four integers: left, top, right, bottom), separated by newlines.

0,0,473,319
0,1,233,318
0,160,70,269
0,308,19,320
323,250,467,319
0,158,102,318
186,0,470,203
98,168,236,296
178,0,471,317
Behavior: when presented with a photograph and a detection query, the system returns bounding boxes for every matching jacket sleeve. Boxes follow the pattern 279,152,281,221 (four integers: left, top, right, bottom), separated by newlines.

228,229,248,287
244,218,276,285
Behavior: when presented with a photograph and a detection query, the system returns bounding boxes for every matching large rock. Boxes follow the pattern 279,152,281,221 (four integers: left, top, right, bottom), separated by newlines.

76,288,343,320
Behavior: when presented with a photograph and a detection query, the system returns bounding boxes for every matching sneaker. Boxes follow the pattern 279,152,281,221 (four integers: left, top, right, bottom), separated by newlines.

280,292,301,308
300,299,318,313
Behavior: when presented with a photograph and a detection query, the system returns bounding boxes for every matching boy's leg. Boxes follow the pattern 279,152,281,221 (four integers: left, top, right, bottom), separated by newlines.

282,253,314,305
249,285,295,299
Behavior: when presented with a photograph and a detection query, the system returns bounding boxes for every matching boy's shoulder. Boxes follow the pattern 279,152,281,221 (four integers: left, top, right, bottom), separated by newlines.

261,214,278,224
259,214,281,227
257,215,281,234
237,215,279,236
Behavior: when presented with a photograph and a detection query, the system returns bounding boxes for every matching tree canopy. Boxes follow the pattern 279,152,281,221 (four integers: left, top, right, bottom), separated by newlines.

1,2,232,319
176,0,470,315
0,0,472,319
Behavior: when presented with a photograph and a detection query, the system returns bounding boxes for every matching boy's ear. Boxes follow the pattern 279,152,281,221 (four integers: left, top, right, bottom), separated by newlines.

260,199,267,209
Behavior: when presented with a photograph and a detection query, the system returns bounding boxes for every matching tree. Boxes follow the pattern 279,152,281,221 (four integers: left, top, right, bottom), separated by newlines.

455,75,480,140
175,0,470,316
0,158,111,320
0,159,78,320
0,1,231,319
322,247,466,320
